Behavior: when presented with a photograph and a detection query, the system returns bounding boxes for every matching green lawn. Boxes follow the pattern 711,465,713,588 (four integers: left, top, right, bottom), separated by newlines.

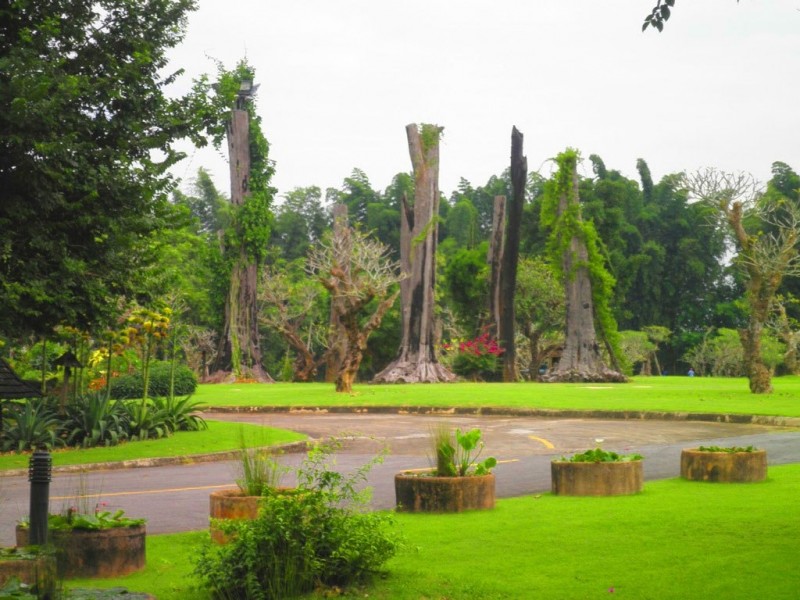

0,420,306,472
195,376,800,418
70,463,800,600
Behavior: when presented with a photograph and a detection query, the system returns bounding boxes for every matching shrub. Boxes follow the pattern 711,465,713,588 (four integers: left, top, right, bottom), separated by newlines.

109,361,197,399
196,440,399,599
444,332,504,381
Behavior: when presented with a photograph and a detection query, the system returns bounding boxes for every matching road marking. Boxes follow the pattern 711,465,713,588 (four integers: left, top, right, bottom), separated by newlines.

51,484,232,501
528,435,555,449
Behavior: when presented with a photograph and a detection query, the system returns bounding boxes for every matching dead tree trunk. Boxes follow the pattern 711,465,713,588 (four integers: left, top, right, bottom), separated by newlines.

212,107,273,382
373,123,455,383
541,153,626,383
498,127,526,382
325,204,349,383
487,195,506,338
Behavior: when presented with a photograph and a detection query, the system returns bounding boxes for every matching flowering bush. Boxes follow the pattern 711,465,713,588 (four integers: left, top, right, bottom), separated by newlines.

443,332,504,381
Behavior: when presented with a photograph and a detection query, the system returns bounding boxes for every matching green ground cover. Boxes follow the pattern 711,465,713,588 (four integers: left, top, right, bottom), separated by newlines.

71,463,800,600
0,421,306,472
196,376,800,417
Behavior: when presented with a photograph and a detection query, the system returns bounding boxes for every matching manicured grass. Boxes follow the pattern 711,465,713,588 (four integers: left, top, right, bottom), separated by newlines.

195,376,800,417
0,420,306,472
72,463,800,599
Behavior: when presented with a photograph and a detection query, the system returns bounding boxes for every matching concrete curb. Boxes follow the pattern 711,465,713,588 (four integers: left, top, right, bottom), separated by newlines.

0,440,309,478
206,404,800,428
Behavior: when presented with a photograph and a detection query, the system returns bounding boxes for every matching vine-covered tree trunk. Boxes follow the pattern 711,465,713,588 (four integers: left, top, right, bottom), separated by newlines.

373,123,455,383
498,127,526,382
487,195,506,338
325,204,349,383
212,107,273,382
541,152,626,383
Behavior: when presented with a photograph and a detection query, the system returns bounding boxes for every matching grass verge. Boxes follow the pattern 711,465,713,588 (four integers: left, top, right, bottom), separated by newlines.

195,376,800,418
0,420,306,472
72,463,800,600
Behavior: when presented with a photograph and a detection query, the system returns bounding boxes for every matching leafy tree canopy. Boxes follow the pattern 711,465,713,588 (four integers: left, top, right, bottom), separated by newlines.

0,0,212,337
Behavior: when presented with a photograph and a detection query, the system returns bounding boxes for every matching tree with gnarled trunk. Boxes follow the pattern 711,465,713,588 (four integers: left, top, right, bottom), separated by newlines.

540,149,626,383
308,221,403,393
373,124,455,384
684,168,800,393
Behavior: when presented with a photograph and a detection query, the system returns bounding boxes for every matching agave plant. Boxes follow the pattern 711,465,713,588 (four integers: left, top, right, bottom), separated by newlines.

123,398,169,441
1,398,64,452
63,391,129,448
152,394,208,432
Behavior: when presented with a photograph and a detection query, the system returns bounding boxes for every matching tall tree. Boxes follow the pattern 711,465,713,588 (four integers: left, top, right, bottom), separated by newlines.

540,150,626,383
0,0,206,337
685,168,800,393
374,124,455,383
209,63,274,382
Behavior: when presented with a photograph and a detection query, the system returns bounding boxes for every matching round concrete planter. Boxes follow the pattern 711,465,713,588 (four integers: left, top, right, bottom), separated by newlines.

209,488,260,544
394,472,495,512
680,448,767,483
209,487,302,543
16,524,145,579
551,460,644,496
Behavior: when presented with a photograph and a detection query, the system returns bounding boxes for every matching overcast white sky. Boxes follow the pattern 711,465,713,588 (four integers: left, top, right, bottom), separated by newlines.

167,1,800,201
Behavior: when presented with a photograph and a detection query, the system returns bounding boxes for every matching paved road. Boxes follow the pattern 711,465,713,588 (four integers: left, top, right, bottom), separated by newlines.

1,412,798,546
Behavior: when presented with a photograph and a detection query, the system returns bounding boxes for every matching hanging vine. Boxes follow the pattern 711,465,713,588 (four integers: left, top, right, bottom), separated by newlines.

541,149,625,371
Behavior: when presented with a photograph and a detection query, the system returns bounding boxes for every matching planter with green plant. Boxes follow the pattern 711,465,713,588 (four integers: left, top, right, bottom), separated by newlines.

209,442,286,543
680,445,767,483
395,426,497,512
551,447,644,496
15,508,145,578
0,547,56,595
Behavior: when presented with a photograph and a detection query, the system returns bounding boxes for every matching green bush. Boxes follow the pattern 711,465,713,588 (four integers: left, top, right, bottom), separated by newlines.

195,440,399,599
109,361,197,399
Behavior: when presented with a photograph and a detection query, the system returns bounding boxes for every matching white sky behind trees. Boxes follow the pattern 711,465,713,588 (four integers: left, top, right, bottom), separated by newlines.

167,1,800,202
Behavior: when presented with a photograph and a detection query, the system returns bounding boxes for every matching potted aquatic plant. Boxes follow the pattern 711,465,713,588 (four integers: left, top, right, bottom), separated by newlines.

551,446,644,496
15,505,146,578
394,425,497,512
209,444,285,543
680,445,767,482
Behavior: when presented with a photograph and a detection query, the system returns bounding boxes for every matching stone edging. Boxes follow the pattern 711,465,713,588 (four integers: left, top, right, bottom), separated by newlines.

206,404,800,428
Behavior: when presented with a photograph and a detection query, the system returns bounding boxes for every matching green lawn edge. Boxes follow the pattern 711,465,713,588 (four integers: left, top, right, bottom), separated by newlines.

68,462,800,600
195,376,800,418
0,420,306,472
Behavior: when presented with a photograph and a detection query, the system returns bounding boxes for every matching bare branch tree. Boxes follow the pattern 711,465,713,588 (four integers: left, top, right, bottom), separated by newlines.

308,222,405,393
683,168,800,393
